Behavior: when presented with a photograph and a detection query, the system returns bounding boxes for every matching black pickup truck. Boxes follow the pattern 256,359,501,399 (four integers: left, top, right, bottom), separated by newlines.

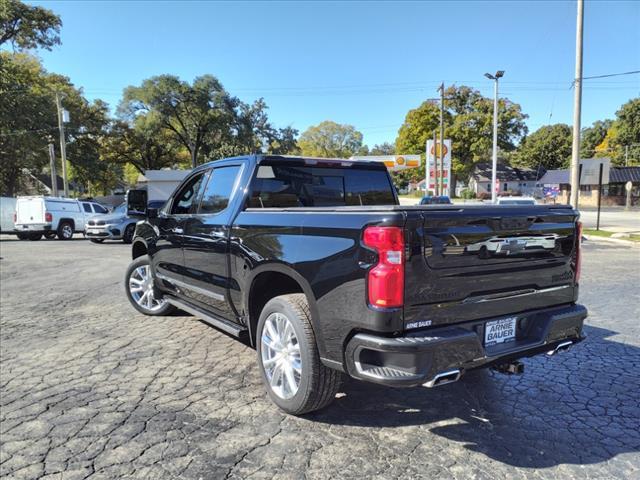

124,155,587,415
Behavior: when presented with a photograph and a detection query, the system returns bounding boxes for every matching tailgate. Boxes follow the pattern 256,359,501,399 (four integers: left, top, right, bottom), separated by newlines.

16,198,45,224
403,205,579,328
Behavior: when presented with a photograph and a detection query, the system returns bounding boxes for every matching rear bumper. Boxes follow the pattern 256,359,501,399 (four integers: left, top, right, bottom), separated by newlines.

344,303,587,387
14,224,52,233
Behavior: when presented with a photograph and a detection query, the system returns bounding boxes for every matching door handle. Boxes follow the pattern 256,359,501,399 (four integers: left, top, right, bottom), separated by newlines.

171,227,184,234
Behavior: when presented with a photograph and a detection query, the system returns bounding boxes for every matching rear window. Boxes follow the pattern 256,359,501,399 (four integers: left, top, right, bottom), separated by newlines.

248,163,395,208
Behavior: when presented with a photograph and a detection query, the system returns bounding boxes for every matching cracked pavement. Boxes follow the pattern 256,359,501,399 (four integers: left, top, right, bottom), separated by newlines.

0,236,639,479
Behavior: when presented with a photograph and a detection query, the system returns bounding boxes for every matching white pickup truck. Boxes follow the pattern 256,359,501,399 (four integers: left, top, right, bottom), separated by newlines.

14,196,109,240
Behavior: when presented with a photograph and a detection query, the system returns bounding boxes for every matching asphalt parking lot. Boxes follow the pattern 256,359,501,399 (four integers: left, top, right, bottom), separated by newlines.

1,236,639,479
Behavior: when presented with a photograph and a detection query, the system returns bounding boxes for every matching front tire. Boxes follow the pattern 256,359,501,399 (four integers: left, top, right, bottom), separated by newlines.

44,231,56,239
256,294,343,415
124,255,176,316
57,221,74,240
90,238,105,244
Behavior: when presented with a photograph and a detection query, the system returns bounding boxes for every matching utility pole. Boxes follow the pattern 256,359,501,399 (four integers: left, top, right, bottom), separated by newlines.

55,92,69,197
625,144,640,166
569,0,584,209
438,82,445,196
433,130,438,196
485,70,504,203
48,143,58,197
424,139,429,197
626,145,629,166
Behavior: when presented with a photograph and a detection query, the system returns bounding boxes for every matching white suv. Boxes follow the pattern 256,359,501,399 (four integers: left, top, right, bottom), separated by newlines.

14,196,109,240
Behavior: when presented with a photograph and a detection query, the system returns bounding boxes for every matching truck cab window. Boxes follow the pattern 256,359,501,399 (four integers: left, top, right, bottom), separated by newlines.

198,166,241,214
249,163,395,208
82,203,92,213
171,173,206,215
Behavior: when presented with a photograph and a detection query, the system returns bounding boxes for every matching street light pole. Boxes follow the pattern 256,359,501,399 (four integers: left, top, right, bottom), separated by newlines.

485,70,504,203
433,130,438,196
438,82,445,196
569,0,584,209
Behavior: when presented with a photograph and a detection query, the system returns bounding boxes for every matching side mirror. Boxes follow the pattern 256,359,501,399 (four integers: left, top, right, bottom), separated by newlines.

147,208,158,219
126,189,147,216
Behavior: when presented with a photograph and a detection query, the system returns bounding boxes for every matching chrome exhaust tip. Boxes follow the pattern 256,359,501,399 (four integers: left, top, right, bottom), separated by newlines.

423,369,461,388
546,340,573,356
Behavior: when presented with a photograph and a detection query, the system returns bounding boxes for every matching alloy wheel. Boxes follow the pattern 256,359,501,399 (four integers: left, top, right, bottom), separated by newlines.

62,224,73,239
260,312,302,399
128,265,166,312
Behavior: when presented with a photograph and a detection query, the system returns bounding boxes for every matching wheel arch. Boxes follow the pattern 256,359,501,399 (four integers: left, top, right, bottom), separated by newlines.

132,239,148,259
246,264,321,351
58,218,75,230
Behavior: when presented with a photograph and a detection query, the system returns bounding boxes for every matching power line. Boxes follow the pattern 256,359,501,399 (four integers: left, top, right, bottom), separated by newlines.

583,70,640,80
2,76,637,98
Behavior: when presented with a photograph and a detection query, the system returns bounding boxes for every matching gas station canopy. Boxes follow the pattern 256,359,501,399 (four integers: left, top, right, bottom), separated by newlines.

349,155,421,172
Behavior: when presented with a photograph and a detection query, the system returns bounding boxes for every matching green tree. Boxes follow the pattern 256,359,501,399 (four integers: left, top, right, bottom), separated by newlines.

267,126,300,155
214,98,299,158
395,86,528,182
581,120,612,159
298,120,364,158
445,86,528,180
119,75,296,166
0,52,118,196
101,118,186,174
119,74,239,168
64,98,120,195
0,52,50,195
512,124,573,170
611,98,640,165
369,142,395,155
0,0,62,50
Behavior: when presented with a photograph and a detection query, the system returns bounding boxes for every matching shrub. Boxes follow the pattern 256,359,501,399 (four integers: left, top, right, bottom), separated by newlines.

460,189,475,199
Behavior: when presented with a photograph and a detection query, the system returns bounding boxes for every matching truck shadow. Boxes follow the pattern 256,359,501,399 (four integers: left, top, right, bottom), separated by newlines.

311,325,640,468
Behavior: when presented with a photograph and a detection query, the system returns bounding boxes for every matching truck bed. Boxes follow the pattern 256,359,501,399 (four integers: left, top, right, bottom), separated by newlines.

242,204,578,330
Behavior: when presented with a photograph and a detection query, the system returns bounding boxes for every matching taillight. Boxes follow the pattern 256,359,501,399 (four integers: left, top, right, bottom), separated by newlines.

363,226,404,308
13,212,17,223
575,221,582,283
45,212,53,222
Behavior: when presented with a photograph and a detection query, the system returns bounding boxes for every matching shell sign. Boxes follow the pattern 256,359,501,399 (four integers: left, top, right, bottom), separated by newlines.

349,155,421,172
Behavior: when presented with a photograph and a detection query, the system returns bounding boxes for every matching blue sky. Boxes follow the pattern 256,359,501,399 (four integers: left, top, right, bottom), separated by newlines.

32,0,640,147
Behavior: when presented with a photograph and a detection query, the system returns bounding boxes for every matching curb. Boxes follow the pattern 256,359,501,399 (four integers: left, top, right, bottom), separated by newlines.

583,235,640,248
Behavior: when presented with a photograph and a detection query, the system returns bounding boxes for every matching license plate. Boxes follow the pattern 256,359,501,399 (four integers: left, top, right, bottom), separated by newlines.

484,317,517,346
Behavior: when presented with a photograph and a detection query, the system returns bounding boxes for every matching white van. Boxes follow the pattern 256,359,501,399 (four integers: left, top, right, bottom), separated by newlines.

14,196,109,240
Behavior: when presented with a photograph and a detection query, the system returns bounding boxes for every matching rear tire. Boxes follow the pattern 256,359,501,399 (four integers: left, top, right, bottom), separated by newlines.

28,233,42,241
16,233,29,240
57,222,74,240
44,231,56,239
256,293,343,415
122,224,135,244
124,255,176,316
